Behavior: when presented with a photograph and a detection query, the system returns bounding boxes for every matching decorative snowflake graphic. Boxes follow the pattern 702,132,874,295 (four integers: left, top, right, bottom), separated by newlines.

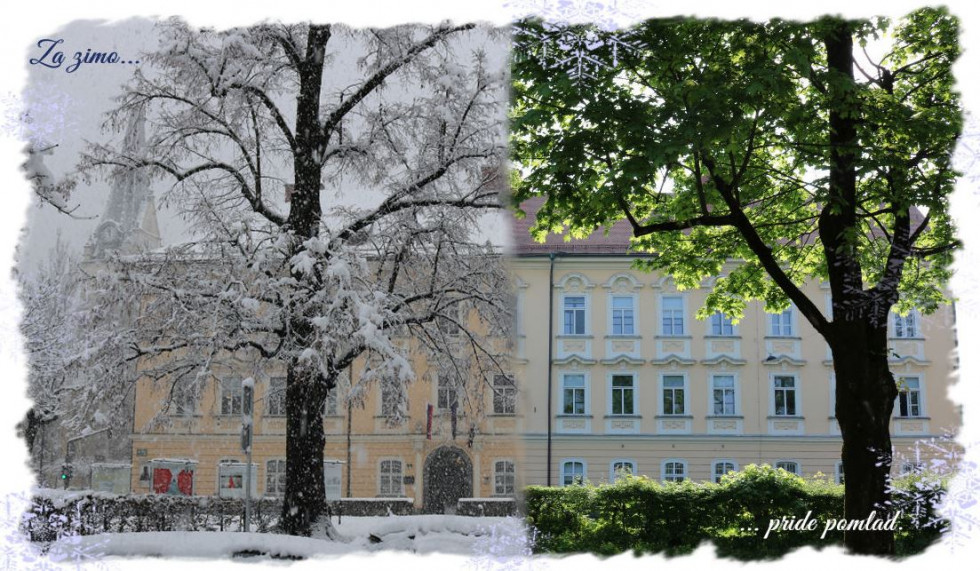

887,434,980,551
1,491,114,570
513,22,642,84
508,0,647,85
0,86,79,147
504,0,652,30
950,113,980,321
468,518,533,571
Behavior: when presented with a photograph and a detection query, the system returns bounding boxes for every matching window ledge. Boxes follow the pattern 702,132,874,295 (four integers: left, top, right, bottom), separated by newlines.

655,335,692,340
894,416,930,420
604,414,642,419
604,334,642,340
703,335,741,340
889,337,926,341
705,415,743,419
655,415,693,419
557,334,594,339
556,414,593,419
764,336,802,340
767,415,805,420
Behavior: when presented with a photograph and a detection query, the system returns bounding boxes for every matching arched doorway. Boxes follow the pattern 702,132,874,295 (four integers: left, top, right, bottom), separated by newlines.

423,446,473,514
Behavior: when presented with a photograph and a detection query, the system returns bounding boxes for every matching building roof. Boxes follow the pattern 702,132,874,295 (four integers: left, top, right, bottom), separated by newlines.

510,197,639,256
510,196,930,256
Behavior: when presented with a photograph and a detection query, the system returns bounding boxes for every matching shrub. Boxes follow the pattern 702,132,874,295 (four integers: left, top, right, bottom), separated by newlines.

524,464,946,560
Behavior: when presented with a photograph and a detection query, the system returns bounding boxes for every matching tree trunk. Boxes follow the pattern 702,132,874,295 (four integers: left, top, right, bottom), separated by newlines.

279,356,328,536
278,25,332,537
830,318,899,555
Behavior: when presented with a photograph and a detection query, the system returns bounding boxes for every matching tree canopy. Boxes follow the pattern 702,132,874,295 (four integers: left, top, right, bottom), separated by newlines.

511,9,960,323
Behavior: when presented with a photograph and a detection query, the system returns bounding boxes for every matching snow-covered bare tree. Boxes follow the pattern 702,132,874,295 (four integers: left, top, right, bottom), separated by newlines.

18,238,134,483
81,20,510,536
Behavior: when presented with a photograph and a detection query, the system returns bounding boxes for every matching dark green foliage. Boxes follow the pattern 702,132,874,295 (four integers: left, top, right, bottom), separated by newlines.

524,465,947,559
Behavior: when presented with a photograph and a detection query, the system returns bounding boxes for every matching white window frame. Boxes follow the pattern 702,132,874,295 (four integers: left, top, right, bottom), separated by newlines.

660,373,688,416
266,376,286,417
895,375,925,418
609,372,636,416
172,387,196,417
712,460,738,483
560,373,589,416
561,294,589,336
493,459,516,496
891,309,920,338
709,311,735,336
560,459,587,486
265,459,286,498
324,386,339,417
492,375,517,415
379,379,401,419
661,459,687,483
769,307,795,337
219,377,243,416
436,374,460,412
609,294,637,336
660,295,686,336
610,459,637,482
378,458,404,497
775,460,801,476
710,373,738,416
771,373,800,417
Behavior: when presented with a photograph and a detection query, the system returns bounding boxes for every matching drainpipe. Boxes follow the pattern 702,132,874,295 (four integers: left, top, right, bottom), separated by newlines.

546,253,556,486
346,363,353,498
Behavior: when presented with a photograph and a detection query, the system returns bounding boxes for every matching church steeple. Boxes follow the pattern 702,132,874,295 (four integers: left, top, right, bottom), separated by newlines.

85,106,161,259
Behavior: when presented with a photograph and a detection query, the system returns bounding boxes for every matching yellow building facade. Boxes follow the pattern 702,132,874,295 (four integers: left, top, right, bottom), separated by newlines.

510,198,960,487
130,325,523,512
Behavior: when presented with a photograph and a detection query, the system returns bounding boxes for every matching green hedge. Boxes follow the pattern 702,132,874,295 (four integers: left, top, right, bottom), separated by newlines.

525,464,947,559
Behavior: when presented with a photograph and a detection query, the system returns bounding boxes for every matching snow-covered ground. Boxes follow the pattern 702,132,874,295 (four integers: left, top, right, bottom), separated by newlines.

45,515,531,564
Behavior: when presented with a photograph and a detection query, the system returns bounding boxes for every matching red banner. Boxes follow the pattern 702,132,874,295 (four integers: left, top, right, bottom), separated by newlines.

426,404,433,440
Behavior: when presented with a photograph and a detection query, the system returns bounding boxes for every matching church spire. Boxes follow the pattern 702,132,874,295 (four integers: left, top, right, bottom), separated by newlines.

85,106,161,259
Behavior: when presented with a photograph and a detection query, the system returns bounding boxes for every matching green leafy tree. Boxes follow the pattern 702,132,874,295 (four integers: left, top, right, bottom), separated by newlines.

511,9,960,556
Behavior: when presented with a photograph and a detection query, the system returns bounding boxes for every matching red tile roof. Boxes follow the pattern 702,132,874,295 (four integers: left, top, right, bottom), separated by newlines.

510,197,639,255
510,197,929,255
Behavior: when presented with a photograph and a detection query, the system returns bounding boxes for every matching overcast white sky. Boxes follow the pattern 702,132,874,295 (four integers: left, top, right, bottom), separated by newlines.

3,1,980,570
